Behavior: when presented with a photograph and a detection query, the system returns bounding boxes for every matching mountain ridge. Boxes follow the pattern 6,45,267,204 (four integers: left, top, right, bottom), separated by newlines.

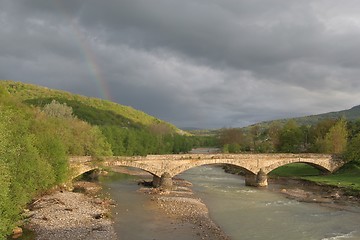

248,104,360,130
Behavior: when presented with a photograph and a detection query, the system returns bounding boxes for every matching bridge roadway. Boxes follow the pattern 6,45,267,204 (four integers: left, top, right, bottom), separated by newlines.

69,153,343,188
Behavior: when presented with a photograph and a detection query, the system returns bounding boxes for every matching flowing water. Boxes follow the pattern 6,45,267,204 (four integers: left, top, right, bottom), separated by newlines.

179,166,360,240
102,167,360,240
100,173,199,240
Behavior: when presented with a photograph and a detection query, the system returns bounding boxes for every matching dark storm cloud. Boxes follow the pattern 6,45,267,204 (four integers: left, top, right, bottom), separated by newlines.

1,0,360,128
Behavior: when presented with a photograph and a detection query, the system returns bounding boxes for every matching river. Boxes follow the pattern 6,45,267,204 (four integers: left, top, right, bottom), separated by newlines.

101,173,200,240
102,166,360,240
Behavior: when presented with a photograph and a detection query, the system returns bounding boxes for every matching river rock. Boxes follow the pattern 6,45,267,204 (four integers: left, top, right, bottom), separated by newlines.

12,227,23,238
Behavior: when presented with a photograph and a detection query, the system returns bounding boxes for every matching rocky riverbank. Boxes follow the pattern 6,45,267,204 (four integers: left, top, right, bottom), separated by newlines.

269,178,360,211
139,178,230,240
24,182,117,240
23,175,230,240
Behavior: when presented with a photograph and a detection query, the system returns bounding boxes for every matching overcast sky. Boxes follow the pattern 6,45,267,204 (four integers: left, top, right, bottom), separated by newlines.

1,0,360,129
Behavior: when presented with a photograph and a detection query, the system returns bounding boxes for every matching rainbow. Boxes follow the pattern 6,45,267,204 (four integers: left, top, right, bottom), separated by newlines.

71,21,113,101
53,2,113,101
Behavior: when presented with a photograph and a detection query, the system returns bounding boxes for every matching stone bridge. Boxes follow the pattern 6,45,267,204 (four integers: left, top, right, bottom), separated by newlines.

69,153,344,188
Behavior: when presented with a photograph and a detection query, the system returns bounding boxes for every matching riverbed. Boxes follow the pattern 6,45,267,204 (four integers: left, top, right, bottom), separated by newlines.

103,166,360,240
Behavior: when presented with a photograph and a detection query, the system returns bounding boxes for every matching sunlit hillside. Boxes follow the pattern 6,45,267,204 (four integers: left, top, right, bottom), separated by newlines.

0,80,185,134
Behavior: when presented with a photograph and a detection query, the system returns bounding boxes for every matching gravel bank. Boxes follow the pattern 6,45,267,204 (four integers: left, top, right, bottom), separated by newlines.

269,178,360,211
25,183,117,240
24,176,230,240
140,178,230,240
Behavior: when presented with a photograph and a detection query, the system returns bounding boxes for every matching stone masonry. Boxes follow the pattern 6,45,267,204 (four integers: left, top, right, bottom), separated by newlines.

69,153,344,187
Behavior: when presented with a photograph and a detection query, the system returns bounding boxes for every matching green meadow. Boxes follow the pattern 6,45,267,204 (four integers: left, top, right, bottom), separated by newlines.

269,162,360,194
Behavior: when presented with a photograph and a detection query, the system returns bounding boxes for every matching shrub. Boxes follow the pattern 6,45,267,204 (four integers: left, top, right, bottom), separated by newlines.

42,100,74,119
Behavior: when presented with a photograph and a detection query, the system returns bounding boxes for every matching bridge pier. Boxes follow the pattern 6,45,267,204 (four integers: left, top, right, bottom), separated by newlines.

159,172,173,190
245,169,268,187
256,169,268,187
152,173,173,189
152,175,161,188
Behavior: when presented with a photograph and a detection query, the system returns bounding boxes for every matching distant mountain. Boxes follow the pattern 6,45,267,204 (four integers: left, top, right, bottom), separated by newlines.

0,80,185,134
295,105,360,125
247,105,360,129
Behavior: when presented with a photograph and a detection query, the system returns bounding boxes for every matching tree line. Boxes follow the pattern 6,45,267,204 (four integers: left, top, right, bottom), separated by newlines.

24,97,210,156
218,118,360,163
0,96,113,238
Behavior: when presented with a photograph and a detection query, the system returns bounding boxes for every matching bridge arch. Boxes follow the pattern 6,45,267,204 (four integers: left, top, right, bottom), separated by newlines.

103,161,162,177
70,165,98,180
169,160,257,177
264,160,333,175
69,156,161,179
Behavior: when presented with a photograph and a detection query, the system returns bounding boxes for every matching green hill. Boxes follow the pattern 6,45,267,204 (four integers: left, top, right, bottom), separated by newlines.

248,105,360,130
0,80,198,157
290,105,360,125
0,80,184,134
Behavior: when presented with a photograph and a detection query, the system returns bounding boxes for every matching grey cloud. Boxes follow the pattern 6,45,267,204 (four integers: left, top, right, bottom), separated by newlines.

1,0,360,128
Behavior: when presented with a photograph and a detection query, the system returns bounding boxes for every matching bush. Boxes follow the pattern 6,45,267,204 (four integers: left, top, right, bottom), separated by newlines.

35,132,68,184
0,112,16,239
0,107,56,238
0,162,13,239
42,100,74,119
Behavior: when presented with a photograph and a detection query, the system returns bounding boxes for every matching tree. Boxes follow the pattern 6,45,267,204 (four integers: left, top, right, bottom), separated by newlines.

345,120,360,162
268,121,282,150
219,128,245,145
309,119,337,152
323,119,348,154
345,132,360,162
250,125,261,151
278,120,304,153
149,122,172,136
42,100,74,119
347,119,360,140
100,126,126,155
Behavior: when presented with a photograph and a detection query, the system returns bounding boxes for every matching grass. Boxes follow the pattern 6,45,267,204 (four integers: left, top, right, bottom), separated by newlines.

269,161,360,194
269,163,321,177
303,162,360,192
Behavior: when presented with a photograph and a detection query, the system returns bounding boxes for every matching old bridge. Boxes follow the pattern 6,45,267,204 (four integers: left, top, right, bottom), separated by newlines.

69,153,343,188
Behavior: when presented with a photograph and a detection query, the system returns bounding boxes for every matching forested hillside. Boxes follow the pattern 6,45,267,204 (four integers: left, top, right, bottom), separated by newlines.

0,81,211,156
0,80,180,131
